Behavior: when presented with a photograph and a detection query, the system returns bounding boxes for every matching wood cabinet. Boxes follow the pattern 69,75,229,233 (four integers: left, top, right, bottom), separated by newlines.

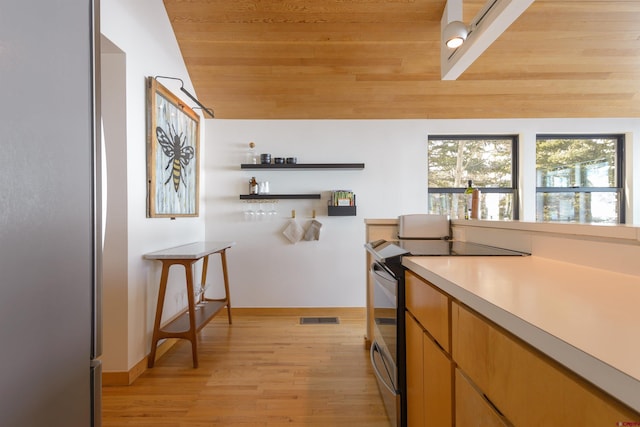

405,270,450,352
405,313,425,427
405,272,453,427
452,301,640,426
455,368,509,427
422,326,453,426
405,272,640,427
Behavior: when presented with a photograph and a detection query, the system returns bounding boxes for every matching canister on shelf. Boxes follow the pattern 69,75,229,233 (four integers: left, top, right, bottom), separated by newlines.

245,142,258,164
471,189,481,219
249,177,259,195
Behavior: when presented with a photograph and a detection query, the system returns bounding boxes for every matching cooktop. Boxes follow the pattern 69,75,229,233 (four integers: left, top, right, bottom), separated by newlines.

366,239,529,262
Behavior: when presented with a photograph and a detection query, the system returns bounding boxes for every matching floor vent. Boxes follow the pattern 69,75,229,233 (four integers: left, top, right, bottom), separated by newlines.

300,316,340,325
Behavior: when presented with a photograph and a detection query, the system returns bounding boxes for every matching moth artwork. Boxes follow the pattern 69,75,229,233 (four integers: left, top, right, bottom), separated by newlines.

146,77,200,217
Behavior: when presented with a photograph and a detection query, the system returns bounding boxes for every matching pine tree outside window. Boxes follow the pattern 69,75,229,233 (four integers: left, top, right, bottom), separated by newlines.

427,135,518,220
536,135,624,224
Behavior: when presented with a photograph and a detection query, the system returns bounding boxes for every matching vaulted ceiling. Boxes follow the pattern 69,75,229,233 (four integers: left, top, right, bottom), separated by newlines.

162,0,640,119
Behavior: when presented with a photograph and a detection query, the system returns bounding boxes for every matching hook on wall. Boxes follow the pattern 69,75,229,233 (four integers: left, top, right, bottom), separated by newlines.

154,75,215,118
290,209,315,219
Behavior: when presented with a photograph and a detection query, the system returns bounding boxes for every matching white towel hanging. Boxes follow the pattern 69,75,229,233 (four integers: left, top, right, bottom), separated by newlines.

282,218,304,244
303,219,322,241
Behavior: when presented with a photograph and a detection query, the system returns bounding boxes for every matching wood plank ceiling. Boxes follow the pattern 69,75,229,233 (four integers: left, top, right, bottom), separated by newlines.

163,0,640,119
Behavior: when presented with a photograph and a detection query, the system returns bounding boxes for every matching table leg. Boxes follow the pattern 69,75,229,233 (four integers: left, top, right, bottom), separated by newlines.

220,249,233,324
148,261,171,368
199,255,209,305
184,261,199,368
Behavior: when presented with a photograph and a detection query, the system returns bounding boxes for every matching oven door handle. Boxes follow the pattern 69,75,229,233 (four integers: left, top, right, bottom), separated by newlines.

370,342,397,395
371,262,397,284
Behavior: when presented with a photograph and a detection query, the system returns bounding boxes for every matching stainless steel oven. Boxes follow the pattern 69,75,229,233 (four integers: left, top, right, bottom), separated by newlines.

366,215,529,427
370,261,403,427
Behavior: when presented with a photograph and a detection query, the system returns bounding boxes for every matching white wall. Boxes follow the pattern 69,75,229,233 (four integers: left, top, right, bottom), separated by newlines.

204,120,428,307
205,118,640,308
101,0,207,372
100,36,129,371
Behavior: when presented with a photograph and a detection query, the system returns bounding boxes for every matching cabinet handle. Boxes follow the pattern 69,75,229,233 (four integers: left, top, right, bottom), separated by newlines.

483,392,506,418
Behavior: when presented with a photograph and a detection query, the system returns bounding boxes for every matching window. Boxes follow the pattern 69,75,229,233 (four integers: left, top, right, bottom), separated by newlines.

536,135,624,224
428,135,518,220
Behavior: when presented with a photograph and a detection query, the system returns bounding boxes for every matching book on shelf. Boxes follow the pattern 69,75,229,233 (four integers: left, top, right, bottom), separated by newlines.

329,190,356,206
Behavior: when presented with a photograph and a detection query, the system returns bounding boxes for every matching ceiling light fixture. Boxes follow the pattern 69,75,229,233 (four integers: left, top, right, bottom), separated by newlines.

440,0,535,80
444,21,468,49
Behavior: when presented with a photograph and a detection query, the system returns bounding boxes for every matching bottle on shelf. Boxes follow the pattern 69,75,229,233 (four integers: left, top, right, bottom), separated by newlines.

245,142,258,164
464,180,474,220
249,176,259,195
471,187,481,219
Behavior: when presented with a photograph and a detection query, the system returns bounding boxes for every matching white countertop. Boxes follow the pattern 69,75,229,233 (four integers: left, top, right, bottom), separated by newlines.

143,241,235,260
403,255,640,413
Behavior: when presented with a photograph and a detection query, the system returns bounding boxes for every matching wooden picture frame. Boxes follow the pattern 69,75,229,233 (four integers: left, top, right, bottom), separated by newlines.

146,77,200,218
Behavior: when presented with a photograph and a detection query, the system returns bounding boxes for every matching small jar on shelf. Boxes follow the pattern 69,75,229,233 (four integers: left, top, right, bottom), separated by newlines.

245,142,258,164
249,177,259,195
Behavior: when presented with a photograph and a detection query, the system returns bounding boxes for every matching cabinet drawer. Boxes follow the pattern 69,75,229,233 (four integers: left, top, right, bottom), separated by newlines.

452,302,639,426
405,270,450,352
455,368,510,427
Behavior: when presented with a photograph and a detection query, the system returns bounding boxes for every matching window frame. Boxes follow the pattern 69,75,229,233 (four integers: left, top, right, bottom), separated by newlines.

427,134,520,220
535,134,625,224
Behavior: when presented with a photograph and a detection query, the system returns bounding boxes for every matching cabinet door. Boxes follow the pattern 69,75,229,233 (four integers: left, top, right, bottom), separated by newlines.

405,312,424,427
423,331,453,427
455,368,510,427
406,312,453,427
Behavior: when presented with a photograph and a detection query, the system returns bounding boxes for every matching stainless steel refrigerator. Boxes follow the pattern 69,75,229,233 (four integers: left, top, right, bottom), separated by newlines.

0,1,102,426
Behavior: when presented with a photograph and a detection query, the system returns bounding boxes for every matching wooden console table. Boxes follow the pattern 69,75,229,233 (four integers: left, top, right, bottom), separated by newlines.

144,241,235,368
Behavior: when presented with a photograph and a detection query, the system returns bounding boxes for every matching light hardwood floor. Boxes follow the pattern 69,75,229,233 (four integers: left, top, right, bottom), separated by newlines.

102,309,391,427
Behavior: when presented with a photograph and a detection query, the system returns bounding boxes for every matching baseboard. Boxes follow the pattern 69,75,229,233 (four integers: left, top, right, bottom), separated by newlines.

230,307,365,318
102,307,365,386
102,338,177,386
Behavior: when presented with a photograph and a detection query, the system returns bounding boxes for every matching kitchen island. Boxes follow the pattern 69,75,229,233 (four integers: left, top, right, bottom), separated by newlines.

403,254,640,424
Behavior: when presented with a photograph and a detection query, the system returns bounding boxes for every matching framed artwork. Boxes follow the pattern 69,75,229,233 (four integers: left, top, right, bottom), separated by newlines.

146,77,200,217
